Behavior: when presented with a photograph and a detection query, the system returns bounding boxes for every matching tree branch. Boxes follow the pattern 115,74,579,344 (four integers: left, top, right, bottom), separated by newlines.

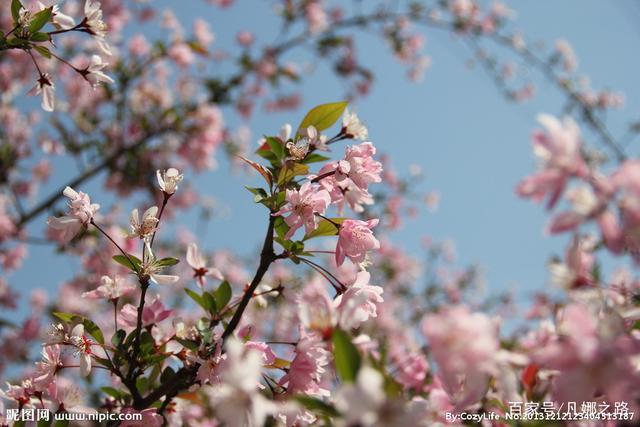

222,214,277,341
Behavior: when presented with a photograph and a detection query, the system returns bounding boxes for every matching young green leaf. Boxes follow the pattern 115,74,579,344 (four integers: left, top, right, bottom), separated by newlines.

294,395,340,417
277,162,309,186
274,216,291,240
297,101,348,136
28,7,52,33
214,281,232,310
33,44,51,58
156,257,180,267
30,32,51,43
112,254,141,272
111,329,126,348
175,337,199,351
52,312,105,344
332,329,361,383
11,0,23,23
265,136,286,161
302,153,331,164
185,289,208,311
203,291,216,313
303,218,344,240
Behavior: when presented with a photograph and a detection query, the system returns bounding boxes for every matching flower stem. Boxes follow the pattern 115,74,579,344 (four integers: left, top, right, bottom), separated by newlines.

91,219,140,274
149,192,170,249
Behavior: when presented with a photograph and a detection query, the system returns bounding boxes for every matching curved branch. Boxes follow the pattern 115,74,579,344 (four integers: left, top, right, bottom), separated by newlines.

16,127,170,228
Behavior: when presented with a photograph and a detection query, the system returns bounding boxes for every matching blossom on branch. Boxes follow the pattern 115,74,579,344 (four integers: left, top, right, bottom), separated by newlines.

273,182,331,239
47,186,100,242
335,219,380,266
157,168,184,195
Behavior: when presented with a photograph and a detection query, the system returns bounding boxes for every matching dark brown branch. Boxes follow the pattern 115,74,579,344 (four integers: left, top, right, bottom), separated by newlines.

222,214,277,341
16,129,168,228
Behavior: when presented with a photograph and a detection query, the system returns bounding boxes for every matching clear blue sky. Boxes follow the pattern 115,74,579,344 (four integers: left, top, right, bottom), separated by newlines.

9,0,640,317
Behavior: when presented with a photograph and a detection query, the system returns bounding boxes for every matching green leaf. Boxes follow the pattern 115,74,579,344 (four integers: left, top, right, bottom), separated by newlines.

93,355,112,368
28,7,52,33
185,288,208,311
297,101,348,136
11,0,23,23
139,331,155,355
52,312,105,344
111,329,126,348
30,32,50,43
214,281,232,310
277,162,309,186
33,44,51,57
81,318,105,345
266,136,286,160
303,218,344,240
175,337,199,351
274,216,290,240
245,186,268,199
202,291,216,313
112,254,141,271
136,376,150,394
156,257,180,267
302,153,331,164
332,329,361,383
295,395,340,417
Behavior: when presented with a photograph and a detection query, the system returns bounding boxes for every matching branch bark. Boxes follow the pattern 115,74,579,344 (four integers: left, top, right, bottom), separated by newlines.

131,213,278,410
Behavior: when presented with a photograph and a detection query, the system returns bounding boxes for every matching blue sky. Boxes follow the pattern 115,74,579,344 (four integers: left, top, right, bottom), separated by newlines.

8,0,640,317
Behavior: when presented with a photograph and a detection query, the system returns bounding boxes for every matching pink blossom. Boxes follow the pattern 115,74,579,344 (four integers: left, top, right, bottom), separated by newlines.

0,244,27,272
129,34,151,56
279,333,330,397
236,31,254,46
32,159,52,182
47,186,100,242
120,295,173,328
298,277,336,335
69,324,93,377
335,219,380,266
33,345,61,388
178,105,225,170
516,114,587,209
422,306,499,408
547,235,594,289
341,109,368,140
194,19,215,47
395,353,429,391
305,1,328,34
532,304,640,406
47,378,96,413
129,206,159,240
82,275,136,300
335,271,384,329
186,243,223,287
0,204,16,242
208,338,276,426
244,341,277,365
168,43,195,68
336,142,383,191
274,182,331,239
